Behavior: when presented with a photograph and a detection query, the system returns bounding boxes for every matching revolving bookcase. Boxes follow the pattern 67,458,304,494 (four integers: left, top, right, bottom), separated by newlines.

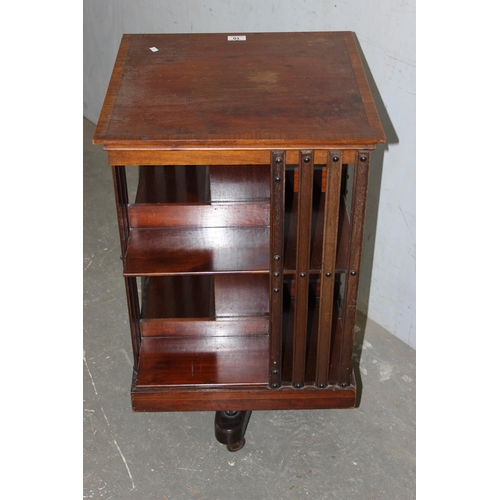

93,32,385,451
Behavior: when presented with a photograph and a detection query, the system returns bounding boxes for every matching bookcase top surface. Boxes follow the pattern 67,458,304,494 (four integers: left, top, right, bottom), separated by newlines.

93,32,385,148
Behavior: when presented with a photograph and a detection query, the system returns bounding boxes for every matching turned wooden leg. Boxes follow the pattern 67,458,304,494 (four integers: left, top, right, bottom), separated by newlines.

214,410,252,452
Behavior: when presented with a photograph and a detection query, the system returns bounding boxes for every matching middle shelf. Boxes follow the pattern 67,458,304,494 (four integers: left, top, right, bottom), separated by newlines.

124,226,270,276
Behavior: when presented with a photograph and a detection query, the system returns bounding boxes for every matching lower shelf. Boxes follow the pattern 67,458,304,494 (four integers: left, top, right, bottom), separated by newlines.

135,334,269,388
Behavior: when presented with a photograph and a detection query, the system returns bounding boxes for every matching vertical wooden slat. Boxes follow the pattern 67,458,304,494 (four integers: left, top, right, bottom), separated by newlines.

111,165,141,370
315,151,343,387
292,151,314,388
269,151,285,388
124,276,142,370
112,166,130,259
338,151,371,386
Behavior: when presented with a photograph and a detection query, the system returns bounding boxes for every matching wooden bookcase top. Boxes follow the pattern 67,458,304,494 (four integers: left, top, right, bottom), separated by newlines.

93,32,385,149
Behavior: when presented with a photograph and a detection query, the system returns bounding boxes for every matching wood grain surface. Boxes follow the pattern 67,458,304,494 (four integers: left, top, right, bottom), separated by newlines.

93,32,385,149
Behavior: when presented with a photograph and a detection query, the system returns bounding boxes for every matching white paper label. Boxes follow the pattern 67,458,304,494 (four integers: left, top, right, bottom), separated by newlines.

149,47,159,52
227,36,246,41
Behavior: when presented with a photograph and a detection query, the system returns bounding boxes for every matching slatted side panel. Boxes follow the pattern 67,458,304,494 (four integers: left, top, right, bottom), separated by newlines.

111,166,141,370
124,277,142,370
112,166,130,259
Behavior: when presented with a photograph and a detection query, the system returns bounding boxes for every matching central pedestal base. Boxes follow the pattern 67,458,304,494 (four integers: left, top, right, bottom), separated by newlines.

214,410,252,452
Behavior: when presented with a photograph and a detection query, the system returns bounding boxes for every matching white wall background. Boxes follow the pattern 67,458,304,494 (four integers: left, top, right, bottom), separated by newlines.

83,0,416,348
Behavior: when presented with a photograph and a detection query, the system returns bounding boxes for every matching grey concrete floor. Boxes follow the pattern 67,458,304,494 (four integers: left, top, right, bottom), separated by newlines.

83,117,415,499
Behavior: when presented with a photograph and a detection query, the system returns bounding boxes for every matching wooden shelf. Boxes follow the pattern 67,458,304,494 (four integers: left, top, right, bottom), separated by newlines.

135,335,269,388
123,226,270,276
136,272,270,388
128,164,272,277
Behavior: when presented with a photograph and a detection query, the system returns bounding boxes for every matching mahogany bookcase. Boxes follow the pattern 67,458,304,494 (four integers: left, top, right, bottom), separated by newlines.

93,32,385,451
